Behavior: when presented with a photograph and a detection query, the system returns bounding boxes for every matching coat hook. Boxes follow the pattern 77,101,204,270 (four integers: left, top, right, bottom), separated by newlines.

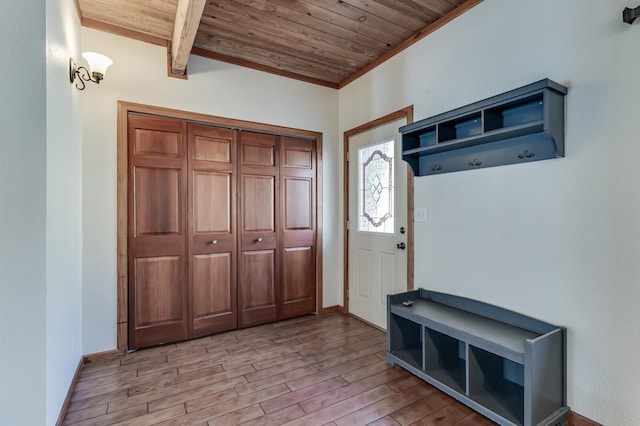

623,5,640,24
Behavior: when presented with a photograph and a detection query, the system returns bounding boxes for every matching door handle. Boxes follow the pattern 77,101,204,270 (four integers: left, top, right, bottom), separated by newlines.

397,242,406,250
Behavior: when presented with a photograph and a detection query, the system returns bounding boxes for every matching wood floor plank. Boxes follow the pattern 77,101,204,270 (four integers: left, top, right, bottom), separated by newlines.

135,348,227,376
240,404,306,426
77,365,136,383
110,404,187,425
313,346,382,370
72,367,179,400
355,329,386,341
79,359,122,373
222,350,300,372
206,404,265,425
244,358,318,383
186,383,289,414
67,389,129,413
280,335,366,356
287,354,381,391
62,403,107,425
260,376,348,414
281,384,396,426
64,314,525,426
318,325,372,342
245,348,348,383
387,375,426,392
234,365,320,396
368,415,403,426
69,404,148,426
153,384,286,425
177,349,255,374
147,377,245,412
454,411,495,425
409,402,472,425
340,360,393,383
107,365,254,413
127,363,247,397
299,369,405,414
389,392,454,426
252,352,303,370
336,333,387,354
74,369,139,391
333,383,435,426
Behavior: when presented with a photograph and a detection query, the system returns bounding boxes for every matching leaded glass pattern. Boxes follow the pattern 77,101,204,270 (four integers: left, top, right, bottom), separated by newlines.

358,140,394,234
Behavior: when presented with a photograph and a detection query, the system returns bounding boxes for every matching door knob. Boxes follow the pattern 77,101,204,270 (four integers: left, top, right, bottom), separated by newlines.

256,237,263,243
397,242,406,250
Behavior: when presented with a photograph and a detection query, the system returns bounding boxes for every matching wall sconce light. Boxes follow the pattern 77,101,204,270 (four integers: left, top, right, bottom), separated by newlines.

69,52,113,90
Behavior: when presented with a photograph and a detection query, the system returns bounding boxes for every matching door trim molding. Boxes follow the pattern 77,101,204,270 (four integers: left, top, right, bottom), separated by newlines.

117,101,324,352
342,106,414,315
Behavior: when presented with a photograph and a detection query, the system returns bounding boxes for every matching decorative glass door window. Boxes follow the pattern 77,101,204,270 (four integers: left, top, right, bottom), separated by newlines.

358,140,394,234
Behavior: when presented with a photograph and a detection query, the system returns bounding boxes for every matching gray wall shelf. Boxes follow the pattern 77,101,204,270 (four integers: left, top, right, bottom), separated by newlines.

387,289,569,426
400,79,568,176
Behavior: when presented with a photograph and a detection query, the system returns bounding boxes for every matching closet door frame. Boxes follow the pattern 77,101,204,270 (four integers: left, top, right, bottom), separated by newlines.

116,101,325,353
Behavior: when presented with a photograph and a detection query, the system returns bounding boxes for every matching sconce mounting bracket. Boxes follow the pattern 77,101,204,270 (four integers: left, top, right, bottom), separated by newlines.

623,5,640,24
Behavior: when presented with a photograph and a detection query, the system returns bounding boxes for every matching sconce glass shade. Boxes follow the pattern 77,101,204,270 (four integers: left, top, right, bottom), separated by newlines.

81,52,113,78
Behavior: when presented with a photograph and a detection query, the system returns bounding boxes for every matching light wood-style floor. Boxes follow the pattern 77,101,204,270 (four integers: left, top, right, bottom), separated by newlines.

64,313,499,426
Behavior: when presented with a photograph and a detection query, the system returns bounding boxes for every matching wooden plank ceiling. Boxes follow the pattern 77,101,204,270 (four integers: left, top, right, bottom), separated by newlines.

77,0,482,88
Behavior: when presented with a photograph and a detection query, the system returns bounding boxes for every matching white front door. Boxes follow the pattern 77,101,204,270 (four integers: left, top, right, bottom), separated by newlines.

347,116,409,329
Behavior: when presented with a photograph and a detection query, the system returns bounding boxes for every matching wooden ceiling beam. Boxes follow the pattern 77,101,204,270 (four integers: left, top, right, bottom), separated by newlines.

170,0,206,76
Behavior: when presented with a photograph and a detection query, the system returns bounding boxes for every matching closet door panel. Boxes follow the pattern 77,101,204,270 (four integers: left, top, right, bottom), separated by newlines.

128,115,188,349
284,178,312,230
238,132,279,327
241,175,275,232
133,256,184,325
239,250,277,327
282,247,314,317
134,167,181,235
193,133,232,162
193,171,232,234
188,124,237,338
191,253,234,335
280,137,316,319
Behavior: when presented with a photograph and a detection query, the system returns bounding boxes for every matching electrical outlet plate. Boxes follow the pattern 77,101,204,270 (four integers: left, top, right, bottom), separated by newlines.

415,208,427,222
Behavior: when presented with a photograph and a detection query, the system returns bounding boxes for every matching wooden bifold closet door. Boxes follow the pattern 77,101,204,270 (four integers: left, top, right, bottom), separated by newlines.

279,136,316,319
128,115,316,349
187,123,238,339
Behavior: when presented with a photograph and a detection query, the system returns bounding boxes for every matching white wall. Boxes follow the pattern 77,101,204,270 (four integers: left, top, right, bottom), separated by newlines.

80,28,340,354
340,0,640,424
0,1,84,423
0,0,82,426
45,0,84,424
0,2,47,426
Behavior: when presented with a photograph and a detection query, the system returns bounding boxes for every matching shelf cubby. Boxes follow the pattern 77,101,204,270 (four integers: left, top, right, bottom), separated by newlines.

400,79,567,176
424,328,466,393
388,313,423,369
438,112,482,143
484,94,544,132
469,345,525,425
